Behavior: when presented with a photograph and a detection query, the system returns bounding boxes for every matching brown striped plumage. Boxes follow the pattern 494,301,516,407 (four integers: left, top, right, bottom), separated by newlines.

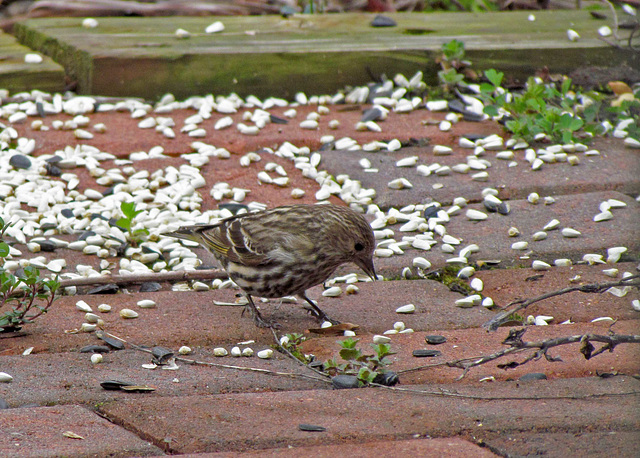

166,204,376,327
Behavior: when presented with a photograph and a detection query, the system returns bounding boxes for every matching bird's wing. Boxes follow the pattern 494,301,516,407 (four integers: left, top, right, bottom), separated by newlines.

197,217,289,266
170,207,317,266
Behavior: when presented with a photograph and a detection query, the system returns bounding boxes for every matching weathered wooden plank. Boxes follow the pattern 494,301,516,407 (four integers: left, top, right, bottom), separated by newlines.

13,11,637,99
0,31,65,94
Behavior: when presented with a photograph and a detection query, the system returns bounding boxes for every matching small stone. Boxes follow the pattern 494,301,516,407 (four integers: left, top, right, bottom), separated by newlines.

370,15,397,27
331,375,360,389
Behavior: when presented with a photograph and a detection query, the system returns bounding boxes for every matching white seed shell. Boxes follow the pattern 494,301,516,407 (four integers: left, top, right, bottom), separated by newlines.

119,308,138,319
395,303,416,314
137,299,157,308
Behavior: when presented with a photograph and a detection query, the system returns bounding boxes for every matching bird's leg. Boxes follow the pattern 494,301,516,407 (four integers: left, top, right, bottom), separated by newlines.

300,292,340,325
243,294,281,329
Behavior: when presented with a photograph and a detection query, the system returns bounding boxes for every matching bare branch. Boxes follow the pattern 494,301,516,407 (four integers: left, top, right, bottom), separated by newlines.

399,327,640,379
270,328,330,379
601,0,620,42
483,274,640,331
370,382,640,401
57,269,227,288
101,331,329,384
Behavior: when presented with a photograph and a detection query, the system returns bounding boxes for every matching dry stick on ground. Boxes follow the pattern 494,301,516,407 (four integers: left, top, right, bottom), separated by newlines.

101,331,640,400
57,269,228,288
101,331,329,384
270,327,330,379
483,274,640,332
369,382,640,401
400,326,640,380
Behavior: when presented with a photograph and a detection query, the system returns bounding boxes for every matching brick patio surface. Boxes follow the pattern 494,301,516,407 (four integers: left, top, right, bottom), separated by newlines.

1,64,639,457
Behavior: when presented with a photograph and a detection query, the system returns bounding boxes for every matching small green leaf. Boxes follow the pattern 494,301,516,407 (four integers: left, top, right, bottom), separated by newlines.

479,82,495,94
132,228,150,237
441,39,465,61
340,338,358,349
569,117,584,131
483,105,499,117
372,343,392,358
120,201,137,219
339,347,361,362
0,242,9,258
357,367,376,384
526,98,541,112
484,69,503,88
115,218,131,231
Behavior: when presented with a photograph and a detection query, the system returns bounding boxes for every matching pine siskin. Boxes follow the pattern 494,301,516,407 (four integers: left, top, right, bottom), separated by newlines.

166,204,376,327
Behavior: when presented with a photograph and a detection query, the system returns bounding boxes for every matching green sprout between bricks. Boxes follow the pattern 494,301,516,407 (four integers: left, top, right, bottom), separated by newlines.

435,39,640,144
116,201,150,248
0,217,60,332
279,333,396,386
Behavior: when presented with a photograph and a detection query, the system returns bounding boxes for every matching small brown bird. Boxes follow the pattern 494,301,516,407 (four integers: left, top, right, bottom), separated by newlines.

166,204,376,327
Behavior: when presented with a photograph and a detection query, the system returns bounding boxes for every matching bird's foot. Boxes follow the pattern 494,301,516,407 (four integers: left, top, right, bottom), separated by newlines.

253,314,282,329
245,303,281,329
301,293,341,325
305,307,340,325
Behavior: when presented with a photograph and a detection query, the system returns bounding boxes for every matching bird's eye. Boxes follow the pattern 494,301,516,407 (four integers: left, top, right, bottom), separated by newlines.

354,242,364,251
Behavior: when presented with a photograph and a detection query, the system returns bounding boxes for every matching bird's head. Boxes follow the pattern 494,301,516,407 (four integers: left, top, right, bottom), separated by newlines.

338,209,377,281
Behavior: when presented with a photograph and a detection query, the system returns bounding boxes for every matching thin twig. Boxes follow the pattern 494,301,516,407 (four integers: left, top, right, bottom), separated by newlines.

483,275,640,331
398,328,640,379
101,331,329,384
602,0,620,41
369,382,640,401
270,328,330,379
58,269,227,288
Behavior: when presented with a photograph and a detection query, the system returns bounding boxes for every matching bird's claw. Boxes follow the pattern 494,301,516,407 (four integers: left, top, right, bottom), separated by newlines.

253,315,282,329
306,308,340,325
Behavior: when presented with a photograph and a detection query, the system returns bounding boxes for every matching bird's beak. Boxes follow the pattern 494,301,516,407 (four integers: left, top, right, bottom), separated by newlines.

357,257,377,281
